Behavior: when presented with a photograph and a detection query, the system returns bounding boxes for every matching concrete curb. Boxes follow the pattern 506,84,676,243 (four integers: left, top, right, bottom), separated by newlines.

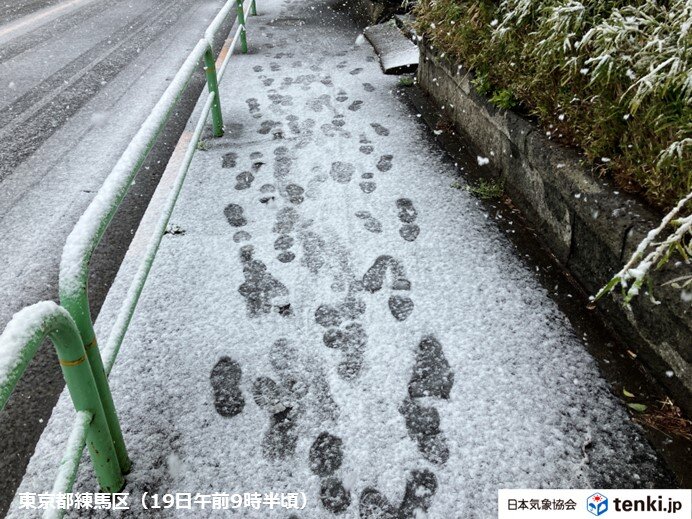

363,21,418,74
417,42,692,413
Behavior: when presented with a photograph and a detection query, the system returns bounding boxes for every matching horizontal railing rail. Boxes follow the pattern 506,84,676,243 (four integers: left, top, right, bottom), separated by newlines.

0,0,257,516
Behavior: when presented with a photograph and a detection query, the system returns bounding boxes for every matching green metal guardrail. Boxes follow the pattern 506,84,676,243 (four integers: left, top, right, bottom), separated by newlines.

0,1,257,516
0,303,123,492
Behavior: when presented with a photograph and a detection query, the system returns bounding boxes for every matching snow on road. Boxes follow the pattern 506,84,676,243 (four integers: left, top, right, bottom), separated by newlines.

0,0,100,43
0,0,225,323
9,0,670,516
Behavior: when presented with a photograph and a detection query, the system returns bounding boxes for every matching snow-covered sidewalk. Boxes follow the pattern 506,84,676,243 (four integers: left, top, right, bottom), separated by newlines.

10,0,670,516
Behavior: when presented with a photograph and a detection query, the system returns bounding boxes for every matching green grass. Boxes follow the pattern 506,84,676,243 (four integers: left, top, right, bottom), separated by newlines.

467,179,504,200
489,89,517,110
415,0,691,210
399,76,415,87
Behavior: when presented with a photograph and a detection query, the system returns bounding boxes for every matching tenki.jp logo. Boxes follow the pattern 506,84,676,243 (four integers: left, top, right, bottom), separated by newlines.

587,493,608,516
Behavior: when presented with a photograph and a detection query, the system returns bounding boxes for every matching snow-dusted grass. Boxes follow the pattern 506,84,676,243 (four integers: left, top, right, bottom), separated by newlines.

596,191,692,304
415,0,691,210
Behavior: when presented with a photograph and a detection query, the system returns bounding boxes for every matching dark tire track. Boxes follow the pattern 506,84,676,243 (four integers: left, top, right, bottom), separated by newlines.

0,0,129,65
0,0,197,181
0,0,63,25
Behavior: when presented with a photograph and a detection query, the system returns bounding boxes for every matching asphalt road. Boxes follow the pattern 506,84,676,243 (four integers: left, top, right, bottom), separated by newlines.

0,0,234,514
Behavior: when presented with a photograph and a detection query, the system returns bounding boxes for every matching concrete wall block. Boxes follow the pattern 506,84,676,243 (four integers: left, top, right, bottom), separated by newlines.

350,0,395,26
568,210,623,293
505,110,533,157
420,57,505,172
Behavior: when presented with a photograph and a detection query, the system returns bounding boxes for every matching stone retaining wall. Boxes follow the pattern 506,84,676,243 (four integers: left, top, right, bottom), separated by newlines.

349,0,403,26
418,42,691,412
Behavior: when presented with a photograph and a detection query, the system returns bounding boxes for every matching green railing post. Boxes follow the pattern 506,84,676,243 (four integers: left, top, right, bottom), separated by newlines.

204,46,224,137
63,296,131,475
237,0,248,54
0,303,126,493
51,315,125,493
250,0,257,16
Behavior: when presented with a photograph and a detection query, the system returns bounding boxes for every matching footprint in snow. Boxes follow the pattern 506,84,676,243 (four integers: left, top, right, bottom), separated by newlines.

302,230,328,276
331,114,346,128
315,296,368,380
376,154,393,172
359,172,377,194
309,432,351,513
370,123,389,136
233,230,251,243
306,170,328,200
268,92,293,107
253,339,339,462
274,145,292,180
274,234,294,251
399,335,455,465
284,183,305,205
210,357,245,418
399,335,454,465
237,245,291,317
355,211,382,233
221,151,237,169
362,255,414,321
235,171,254,190
224,203,247,227
274,234,295,264
396,198,420,242
246,98,261,118
259,183,277,205
270,205,327,274
258,119,282,136
359,134,374,156
330,161,355,184
272,207,299,263
359,469,437,519
307,93,333,112
286,114,316,143
321,120,351,139
252,339,307,460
